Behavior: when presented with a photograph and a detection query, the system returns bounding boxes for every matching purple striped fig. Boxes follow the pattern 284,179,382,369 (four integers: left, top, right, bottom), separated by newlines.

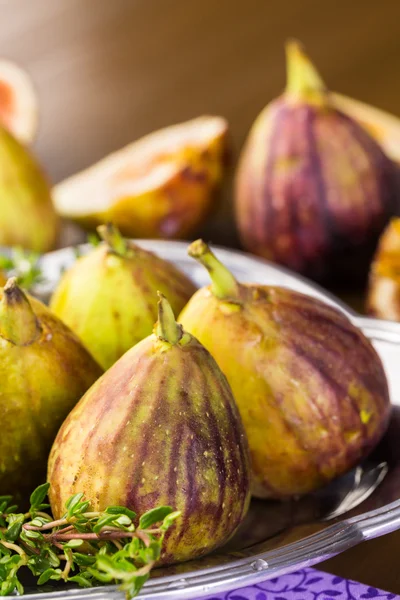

235,41,399,282
48,293,251,564
179,240,391,499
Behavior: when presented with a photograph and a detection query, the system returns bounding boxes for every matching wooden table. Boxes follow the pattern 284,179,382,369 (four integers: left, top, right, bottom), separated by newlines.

1,0,400,592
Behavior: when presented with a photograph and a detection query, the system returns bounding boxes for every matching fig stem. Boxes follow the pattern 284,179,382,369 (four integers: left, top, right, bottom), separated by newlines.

285,40,326,103
0,278,40,345
188,239,240,301
97,223,128,256
156,292,183,345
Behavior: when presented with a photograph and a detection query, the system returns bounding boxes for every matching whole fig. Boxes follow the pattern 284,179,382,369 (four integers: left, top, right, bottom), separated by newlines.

235,41,399,282
0,125,59,252
367,217,400,320
0,278,102,501
48,294,250,564
179,240,391,498
50,224,196,369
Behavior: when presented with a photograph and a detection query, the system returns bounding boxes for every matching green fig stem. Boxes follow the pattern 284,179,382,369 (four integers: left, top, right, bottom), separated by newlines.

0,277,40,345
156,292,183,345
97,223,129,257
285,40,327,105
188,239,241,301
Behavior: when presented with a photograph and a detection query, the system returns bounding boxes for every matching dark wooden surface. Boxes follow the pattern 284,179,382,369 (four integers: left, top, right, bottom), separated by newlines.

1,0,400,591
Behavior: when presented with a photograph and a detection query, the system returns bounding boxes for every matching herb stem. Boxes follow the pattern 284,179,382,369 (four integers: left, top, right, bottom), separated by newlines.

0,539,27,558
0,485,180,600
135,531,152,547
48,530,146,542
62,549,73,581
24,517,68,531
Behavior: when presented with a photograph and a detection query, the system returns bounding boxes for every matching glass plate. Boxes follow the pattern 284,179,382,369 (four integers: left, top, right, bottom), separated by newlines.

17,241,400,600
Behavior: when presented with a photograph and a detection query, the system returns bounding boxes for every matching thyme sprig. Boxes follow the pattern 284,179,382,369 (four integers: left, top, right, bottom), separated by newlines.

0,247,43,290
0,483,180,598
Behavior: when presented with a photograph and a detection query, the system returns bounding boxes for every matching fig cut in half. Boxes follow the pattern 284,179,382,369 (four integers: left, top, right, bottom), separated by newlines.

53,116,229,239
333,93,400,165
0,59,37,144
367,217,400,321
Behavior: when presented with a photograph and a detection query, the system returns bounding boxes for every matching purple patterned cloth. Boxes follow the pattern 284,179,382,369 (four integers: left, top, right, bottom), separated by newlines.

203,568,396,600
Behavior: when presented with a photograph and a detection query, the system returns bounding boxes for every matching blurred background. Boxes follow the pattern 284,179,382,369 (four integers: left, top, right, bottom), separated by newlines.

2,0,400,245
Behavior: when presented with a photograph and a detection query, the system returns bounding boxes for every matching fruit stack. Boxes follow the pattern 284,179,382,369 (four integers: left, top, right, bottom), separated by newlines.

0,40,397,597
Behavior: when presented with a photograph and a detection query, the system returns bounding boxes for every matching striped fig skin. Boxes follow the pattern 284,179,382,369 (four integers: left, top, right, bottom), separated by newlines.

235,100,399,281
48,332,251,564
179,285,391,498
50,242,196,369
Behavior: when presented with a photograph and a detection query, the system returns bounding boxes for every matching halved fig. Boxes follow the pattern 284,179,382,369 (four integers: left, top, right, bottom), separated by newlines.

0,60,37,144
53,116,229,239
367,218,400,320
333,93,400,164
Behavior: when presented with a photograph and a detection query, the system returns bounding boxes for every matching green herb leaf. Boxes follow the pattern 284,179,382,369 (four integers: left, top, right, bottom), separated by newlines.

0,485,179,599
0,248,44,291
161,510,181,531
63,539,84,549
37,568,62,585
92,514,119,534
68,573,93,587
24,530,43,540
72,553,97,567
29,483,50,513
139,506,174,529
5,515,24,542
105,506,136,520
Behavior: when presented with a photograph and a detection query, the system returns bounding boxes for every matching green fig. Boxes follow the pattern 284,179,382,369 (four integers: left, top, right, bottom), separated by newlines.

0,126,59,252
49,224,196,370
0,278,103,501
48,293,251,564
179,240,391,499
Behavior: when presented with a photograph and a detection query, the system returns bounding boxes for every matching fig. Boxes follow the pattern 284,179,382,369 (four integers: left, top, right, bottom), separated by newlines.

179,240,391,498
48,293,251,564
332,93,400,165
50,224,196,369
235,41,399,282
0,278,102,501
367,217,400,320
0,125,59,251
0,59,37,144
53,116,229,239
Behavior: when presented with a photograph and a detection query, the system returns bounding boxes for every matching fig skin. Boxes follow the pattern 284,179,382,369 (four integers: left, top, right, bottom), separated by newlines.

0,126,59,252
179,241,391,499
50,224,196,370
367,217,400,320
0,278,103,501
235,42,399,283
48,294,251,565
